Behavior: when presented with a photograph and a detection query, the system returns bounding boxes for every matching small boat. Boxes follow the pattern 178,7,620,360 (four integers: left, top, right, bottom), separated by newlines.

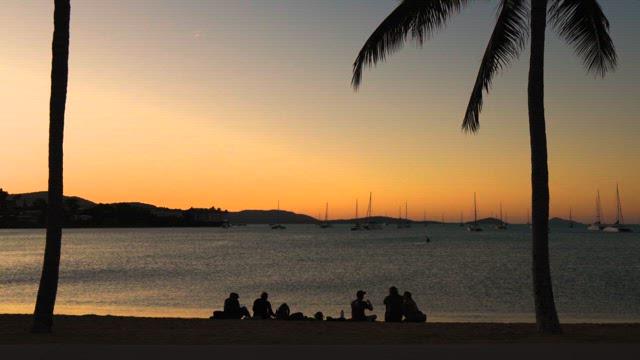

603,184,632,233
588,190,605,231
319,202,331,228
271,200,286,230
397,202,411,229
363,192,382,230
467,192,483,232
495,202,507,230
351,199,363,231
569,207,574,228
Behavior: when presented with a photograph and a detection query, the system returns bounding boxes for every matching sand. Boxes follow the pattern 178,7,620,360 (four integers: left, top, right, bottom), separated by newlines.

1,314,639,345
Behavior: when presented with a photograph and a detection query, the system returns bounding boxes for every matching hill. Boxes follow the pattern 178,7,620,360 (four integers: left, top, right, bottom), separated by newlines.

7,191,96,209
227,210,316,224
550,217,583,226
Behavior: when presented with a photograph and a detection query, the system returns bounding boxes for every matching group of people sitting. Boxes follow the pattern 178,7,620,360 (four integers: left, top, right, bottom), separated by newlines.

211,286,426,323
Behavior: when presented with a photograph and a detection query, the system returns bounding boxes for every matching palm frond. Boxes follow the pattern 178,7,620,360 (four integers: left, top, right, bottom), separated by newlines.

352,0,468,89
463,0,528,133
549,0,617,77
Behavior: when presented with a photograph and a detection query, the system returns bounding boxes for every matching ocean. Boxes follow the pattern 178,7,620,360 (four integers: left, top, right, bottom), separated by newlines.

1,224,639,322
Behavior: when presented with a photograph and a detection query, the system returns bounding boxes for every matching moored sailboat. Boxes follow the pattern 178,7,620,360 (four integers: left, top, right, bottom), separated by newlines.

495,202,507,230
467,192,482,232
351,199,362,231
603,184,632,233
271,200,286,230
587,190,605,231
319,202,331,228
363,192,382,230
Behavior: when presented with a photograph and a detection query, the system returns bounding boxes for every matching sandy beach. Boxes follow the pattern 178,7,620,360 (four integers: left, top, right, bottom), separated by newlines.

1,314,639,345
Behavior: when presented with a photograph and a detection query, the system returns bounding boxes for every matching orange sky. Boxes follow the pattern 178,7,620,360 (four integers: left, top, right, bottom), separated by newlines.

1,1,639,223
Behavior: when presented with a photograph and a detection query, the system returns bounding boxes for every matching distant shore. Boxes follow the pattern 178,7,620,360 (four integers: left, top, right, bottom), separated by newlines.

1,314,639,345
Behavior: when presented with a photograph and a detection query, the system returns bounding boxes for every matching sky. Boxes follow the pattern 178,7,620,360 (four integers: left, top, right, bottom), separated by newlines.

1,0,639,223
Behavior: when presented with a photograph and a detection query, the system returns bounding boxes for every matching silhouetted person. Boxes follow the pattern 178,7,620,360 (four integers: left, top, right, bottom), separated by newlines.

275,303,290,320
351,290,376,321
211,292,250,319
402,291,427,323
383,286,403,322
252,292,275,319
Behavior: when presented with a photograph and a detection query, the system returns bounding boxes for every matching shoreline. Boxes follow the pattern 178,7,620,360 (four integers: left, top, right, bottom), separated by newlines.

2,314,639,345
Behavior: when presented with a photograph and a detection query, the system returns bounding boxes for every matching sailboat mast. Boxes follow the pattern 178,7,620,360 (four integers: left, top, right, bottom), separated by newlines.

500,202,503,224
325,202,329,222
616,184,624,225
473,192,478,225
405,201,408,222
596,190,603,224
355,199,358,220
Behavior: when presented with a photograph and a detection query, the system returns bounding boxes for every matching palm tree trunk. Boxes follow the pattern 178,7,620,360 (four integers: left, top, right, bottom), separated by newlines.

32,0,70,333
528,0,561,334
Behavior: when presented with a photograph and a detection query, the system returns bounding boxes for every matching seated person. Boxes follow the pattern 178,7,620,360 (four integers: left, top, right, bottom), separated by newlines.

275,303,290,320
383,286,404,322
350,290,377,322
252,292,275,319
402,291,427,323
211,292,250,319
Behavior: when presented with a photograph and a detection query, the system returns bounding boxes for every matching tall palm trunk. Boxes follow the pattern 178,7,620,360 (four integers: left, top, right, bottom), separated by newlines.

32,0,70,333
528,0,561,334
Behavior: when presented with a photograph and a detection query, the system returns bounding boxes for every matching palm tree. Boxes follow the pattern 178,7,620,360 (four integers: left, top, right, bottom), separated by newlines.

352,0,616,334
32,0,71,333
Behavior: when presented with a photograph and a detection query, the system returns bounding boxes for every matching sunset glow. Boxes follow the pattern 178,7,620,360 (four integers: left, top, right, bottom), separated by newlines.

1,0,638,223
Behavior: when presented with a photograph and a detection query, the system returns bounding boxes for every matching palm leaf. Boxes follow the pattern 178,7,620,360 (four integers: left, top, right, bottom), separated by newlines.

352,0,469,89
549,0,617,77
463,0,528,133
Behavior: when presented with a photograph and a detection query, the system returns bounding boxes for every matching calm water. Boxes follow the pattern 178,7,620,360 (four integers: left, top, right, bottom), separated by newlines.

1,225,639,322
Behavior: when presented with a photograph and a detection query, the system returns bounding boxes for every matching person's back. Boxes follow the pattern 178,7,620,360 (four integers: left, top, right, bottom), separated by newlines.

402,291,427,323
252,292,274,319
383,286,404,322
350,290,376,321
275,303,290,320
218,292,250,319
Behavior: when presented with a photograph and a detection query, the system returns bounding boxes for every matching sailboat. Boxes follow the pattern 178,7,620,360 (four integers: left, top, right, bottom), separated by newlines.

587,190,605,231
467,192,483,232
459,211,464,227
569,207,574,228
423,210,428,227
363,192,382,230
495,202,507,230
603,184,632,233
271,200,286,230
351,199,363,231
397,202,411,229
319,202,331,228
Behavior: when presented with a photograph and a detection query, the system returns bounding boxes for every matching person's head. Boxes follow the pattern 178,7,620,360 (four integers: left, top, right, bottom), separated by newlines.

389,286,399,296
403,291,412,299
261,292,268,300
230,292,239,299
278,303,289,313
356,290,366,300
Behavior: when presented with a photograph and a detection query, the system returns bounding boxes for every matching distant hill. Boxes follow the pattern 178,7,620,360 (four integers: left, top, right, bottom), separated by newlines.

550,217,583,226
474,217,502,225
8,192,96,209
226,210,316,224
2,191,319,226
